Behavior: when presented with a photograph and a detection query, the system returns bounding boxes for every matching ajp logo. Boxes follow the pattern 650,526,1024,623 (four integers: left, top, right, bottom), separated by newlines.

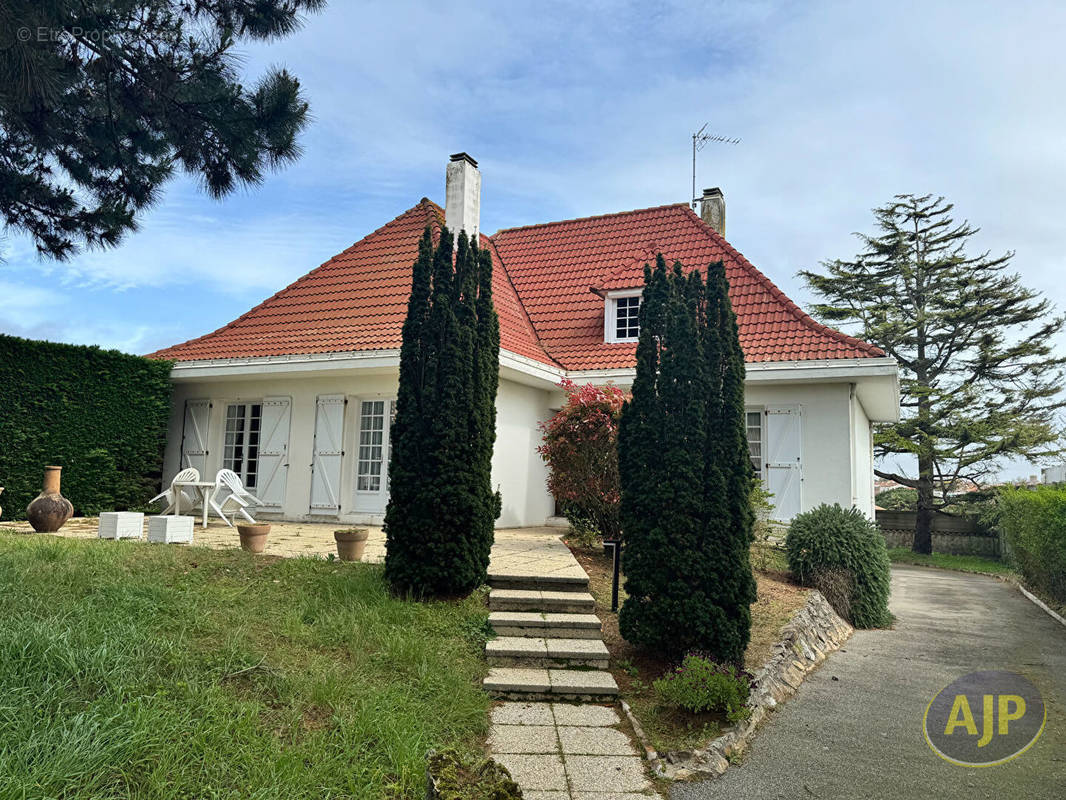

924,670,1045,766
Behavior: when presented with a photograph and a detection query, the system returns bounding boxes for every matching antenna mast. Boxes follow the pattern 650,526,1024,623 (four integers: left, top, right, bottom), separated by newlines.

691,124,740,208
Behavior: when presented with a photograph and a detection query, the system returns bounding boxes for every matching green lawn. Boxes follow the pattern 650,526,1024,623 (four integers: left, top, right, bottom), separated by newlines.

0,530,491,799
887,547,1015,576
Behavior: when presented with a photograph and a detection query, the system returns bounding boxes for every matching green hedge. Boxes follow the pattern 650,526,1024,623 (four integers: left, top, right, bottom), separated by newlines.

998,486,1066,605
0,335,172,520
786,503,892,628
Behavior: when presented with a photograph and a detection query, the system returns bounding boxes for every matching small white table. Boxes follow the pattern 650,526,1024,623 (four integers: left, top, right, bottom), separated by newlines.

172,480,217,528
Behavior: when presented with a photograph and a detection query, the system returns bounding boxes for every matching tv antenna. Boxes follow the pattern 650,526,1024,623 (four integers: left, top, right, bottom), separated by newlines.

692,124,740,208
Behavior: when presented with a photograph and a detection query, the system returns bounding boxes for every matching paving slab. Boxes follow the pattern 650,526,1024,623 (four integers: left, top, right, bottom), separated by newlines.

564,755,654,794
488,724,559,754
484,667,550,693
492,701,555,726
551,703,621,727
549,669,619,696
558,726,637,756
486,636,549,657
493,753,568,792
490,611,601,629
545,638,609,659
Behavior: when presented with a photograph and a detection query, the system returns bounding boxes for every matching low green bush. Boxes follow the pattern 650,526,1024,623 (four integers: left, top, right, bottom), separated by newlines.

653,653,754,722
874,487,917,510
786,504,892,628
997,486,1066,605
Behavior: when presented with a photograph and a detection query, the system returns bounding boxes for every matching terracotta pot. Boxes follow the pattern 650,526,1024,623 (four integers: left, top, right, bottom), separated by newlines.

334,528,369,562
237,523,271,554
26,467,74,533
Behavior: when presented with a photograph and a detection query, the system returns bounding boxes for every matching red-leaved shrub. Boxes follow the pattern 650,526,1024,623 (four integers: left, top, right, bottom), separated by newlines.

537,380,626,541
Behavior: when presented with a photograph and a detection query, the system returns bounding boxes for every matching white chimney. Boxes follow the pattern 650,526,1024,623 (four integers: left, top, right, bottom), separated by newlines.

700,187,725,236
445,152,481,238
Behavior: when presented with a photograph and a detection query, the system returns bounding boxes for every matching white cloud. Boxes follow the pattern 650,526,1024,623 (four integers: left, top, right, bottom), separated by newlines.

4,0,1065,471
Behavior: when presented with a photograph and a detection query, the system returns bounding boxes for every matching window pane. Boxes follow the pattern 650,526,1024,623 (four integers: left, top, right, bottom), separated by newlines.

357,400,386,492
614,296,640,340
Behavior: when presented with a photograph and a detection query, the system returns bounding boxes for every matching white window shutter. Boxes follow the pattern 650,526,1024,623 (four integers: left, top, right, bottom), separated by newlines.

180,400,211,476
256,397,291,509
765,405,802,522
310,395,346,512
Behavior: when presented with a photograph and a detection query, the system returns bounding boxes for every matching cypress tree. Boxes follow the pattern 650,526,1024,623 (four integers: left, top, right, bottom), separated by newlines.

705,263,757,663
385,226,500,597
618,257,755,663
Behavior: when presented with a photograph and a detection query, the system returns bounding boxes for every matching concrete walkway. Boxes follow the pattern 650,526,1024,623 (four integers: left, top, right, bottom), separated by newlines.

490,702,658,799
673,566,1066,800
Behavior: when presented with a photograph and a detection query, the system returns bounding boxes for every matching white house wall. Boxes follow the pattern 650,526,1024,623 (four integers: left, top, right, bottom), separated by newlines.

162,366,881,528
743,382,855,515
850,389,875,518
162,373,554,528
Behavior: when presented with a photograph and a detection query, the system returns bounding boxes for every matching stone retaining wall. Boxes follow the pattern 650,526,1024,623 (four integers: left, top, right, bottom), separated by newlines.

651,590,853,781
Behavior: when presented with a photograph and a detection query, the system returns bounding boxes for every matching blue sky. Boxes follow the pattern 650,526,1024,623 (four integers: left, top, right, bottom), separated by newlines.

3,1,1065,477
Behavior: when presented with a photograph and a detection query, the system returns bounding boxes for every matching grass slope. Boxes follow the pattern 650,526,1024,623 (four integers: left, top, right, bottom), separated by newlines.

0,532,490,799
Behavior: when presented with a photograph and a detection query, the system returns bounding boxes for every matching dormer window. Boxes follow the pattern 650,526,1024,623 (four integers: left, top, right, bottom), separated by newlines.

604,289,642,343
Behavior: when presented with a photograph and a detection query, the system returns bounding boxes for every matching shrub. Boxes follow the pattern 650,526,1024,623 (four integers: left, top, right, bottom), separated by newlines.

785,504,892,628
653,653,754,722
875,487,918,510
538,379,626,542
997,486,1066,605
0,335,172,520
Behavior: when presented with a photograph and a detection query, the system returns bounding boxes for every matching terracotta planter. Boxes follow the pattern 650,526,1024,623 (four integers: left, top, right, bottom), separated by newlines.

237,523,271,554
334,528,369,562
26,467,74,533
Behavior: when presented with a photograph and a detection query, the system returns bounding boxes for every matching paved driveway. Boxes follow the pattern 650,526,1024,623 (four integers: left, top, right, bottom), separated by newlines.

674,566,1066,800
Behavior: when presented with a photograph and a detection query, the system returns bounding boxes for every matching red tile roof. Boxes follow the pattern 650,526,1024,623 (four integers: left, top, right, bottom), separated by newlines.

491,203,883,369
149,200,555,366
151,199,883,369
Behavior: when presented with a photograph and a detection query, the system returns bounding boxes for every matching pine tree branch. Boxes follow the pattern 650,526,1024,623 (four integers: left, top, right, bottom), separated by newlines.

873,469,918,489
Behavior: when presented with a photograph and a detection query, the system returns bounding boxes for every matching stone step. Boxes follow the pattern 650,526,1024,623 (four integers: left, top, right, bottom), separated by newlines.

483,667,619,700
487,572,589,592
489,611,602,639
488,588,595,613
486,636,610,668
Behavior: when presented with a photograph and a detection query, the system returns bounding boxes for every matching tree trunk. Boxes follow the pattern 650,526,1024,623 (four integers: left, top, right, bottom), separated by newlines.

913,455,934,555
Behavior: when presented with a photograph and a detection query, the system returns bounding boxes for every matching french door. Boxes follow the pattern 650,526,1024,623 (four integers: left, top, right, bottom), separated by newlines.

352,399,397,513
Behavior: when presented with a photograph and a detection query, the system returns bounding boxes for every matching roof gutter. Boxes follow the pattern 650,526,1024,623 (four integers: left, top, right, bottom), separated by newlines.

168,347,565,387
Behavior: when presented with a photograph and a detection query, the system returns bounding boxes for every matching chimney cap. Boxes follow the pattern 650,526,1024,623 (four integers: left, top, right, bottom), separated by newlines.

702,186,723,198
450,152,478,167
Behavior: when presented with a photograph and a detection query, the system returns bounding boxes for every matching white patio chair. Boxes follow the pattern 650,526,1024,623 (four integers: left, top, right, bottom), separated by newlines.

208,469,262,526
150,467,201,515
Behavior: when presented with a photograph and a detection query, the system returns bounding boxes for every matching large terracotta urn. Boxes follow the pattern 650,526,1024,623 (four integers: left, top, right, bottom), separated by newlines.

26,466,74,533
